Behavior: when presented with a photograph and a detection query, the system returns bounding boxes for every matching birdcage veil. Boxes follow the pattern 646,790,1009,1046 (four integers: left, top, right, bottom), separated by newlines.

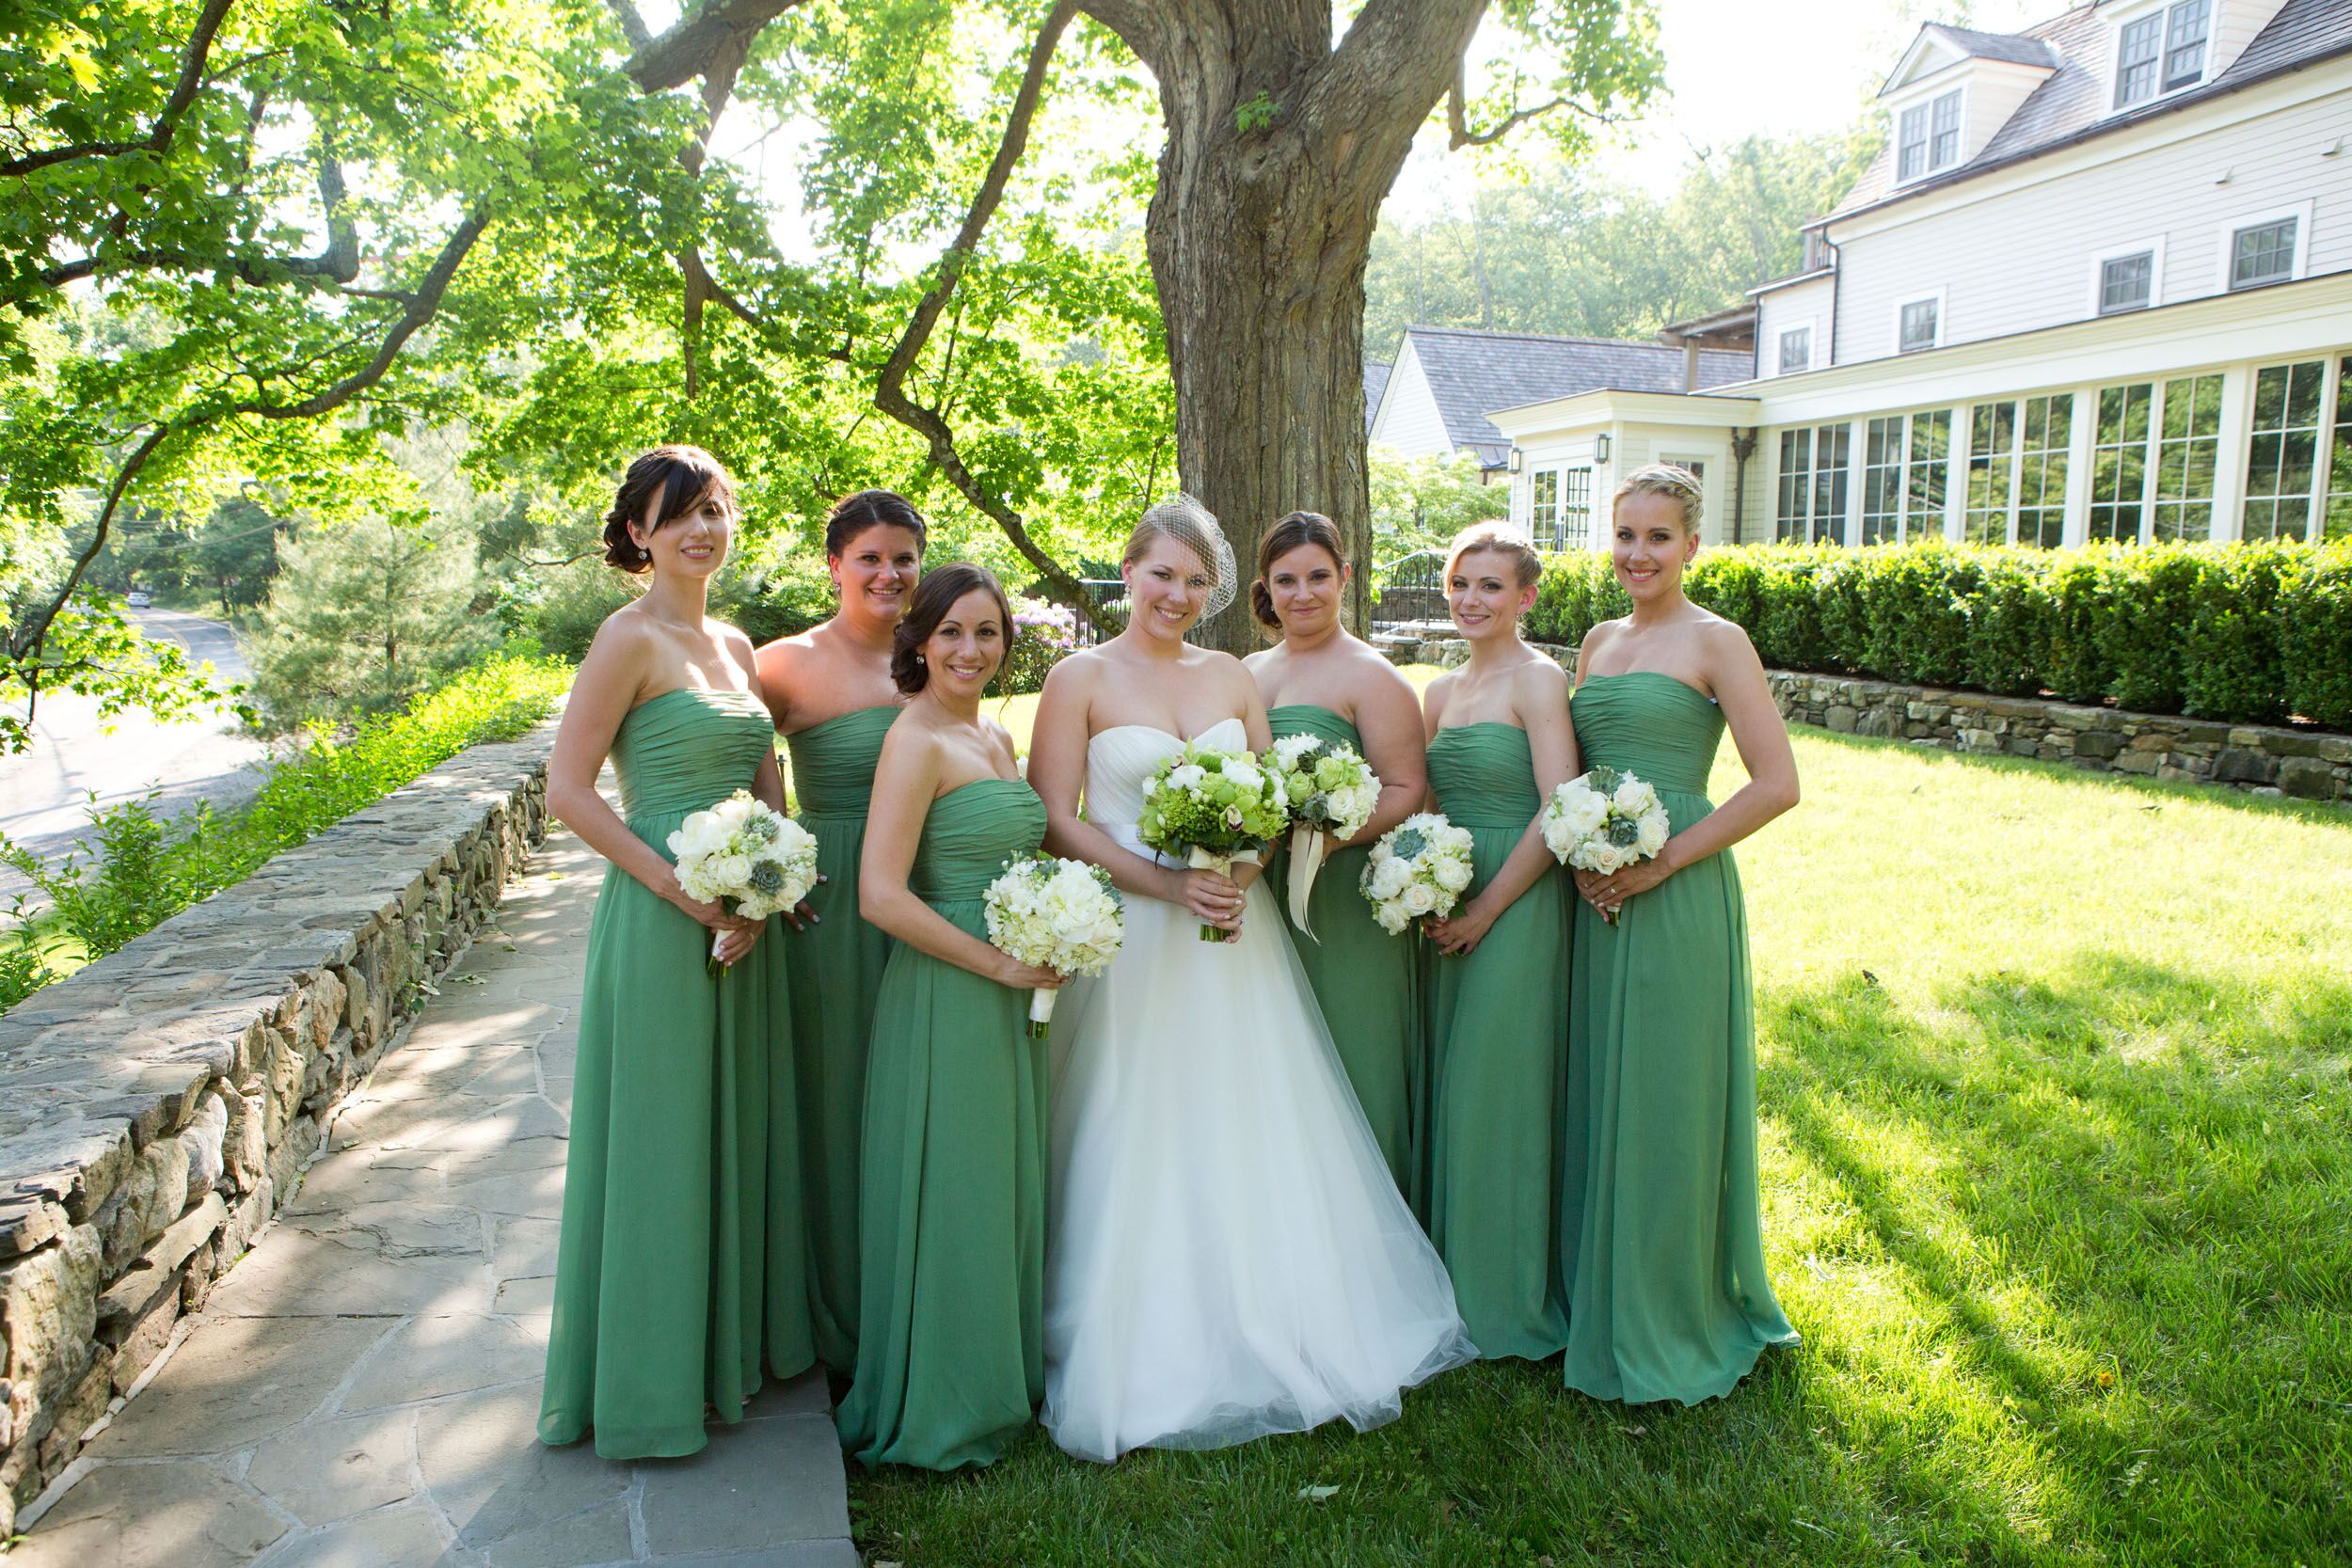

1128,493,1239,623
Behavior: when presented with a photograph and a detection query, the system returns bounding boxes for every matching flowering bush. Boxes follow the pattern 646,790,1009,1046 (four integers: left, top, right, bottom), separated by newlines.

1001,595,1081,694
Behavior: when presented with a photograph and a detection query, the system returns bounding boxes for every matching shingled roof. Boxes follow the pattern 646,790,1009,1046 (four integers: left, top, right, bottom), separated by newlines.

1832,0,2352,222
1391,326,1754,465
1363,360,1391,433
1897,21,2064,78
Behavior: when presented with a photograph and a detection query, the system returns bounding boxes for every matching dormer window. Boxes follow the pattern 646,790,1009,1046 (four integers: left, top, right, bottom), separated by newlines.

2115,0,2210,109
1898,88,1963,182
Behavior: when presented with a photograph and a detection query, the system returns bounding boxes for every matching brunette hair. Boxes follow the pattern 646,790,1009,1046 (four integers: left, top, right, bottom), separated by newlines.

826,489,929,559
603,445,735,574
1613,464,1705,534
1443,522,1542,589
1250,511,1346,629
891,562,1013,694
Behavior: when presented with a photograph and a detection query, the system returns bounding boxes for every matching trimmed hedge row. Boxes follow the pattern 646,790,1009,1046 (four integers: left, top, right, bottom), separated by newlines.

1523,541,2352,729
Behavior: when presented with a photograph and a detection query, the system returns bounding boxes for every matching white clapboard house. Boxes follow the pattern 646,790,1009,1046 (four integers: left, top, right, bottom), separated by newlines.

1473,0,2351,550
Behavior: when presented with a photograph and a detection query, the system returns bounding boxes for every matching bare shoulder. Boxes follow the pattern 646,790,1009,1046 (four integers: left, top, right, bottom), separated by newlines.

1242,643,1279,674
983,715,1021,763
1694,611,1760,665
1581,616,1629,657
1039,645,1104,700
1346,638,1417,696
1514,650,1571,701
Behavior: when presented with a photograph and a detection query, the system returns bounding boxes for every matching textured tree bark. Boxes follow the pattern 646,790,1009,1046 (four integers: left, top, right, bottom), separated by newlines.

1091,0,1486,654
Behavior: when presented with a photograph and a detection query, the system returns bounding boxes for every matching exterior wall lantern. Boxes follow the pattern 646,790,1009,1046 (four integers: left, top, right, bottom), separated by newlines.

1594,432,1613,464
1507,447,1523,473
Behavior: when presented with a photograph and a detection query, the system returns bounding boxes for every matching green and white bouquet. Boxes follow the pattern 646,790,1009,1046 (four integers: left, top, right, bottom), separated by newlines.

1268,732,1381,941
1542,766,1670,923
984,855,1126,1037
667,789,820,974
1359,812,1476,937
1136,741,1290,942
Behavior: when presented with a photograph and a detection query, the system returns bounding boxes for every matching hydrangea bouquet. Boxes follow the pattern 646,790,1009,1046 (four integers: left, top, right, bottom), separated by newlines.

1268,733,1381,941
1136,742,1290,942
1541,765,1670,924
983,855,1126,1037
1359,812,1476,937
667,790,820,974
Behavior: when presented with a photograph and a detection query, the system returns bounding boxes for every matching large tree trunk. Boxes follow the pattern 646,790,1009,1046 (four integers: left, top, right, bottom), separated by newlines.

1100,0,1486,655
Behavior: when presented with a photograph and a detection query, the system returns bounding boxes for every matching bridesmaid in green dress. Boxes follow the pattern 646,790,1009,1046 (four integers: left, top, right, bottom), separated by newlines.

756,491,926,1372
834,563,1062,1470
1420,523,1580,1361
1243,512,1429,1201
1563,464,1800,1404
541,445,814,1459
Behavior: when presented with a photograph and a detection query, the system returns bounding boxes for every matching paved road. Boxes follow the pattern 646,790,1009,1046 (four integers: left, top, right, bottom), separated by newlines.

7,828,859,1567
0,608,274,900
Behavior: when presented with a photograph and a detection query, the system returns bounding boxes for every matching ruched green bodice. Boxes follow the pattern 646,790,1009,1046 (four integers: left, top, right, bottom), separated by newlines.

786,705,898,817
910,780,1046,911
1566,672,1721,803
615,688,776,828
1426,723,1541,831
1267,704,1420,1199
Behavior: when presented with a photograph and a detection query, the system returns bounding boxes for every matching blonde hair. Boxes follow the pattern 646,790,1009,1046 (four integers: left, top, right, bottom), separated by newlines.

1444,522,1542,589
1613,463,1705,535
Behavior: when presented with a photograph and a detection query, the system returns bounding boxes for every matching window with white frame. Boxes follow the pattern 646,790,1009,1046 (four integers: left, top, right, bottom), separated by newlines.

1775,428,1813,542
1857,414,1949,545
2099,251,2154,314
2114,0,2209,109
2153,372,2223,540
1560,467,1595,551
1897,88,1963,182
2230,216,2299,291
1905,411,1951,541
2329,356,2352,540
1898,295,1941,354
1778,325,1811,374
2244,360,2327,542
1965,404,2016,543
1964,394,2072,546
1810,424,1851,545
1862,418,1904,544
1530,468,1561,551
2089,383,2153,542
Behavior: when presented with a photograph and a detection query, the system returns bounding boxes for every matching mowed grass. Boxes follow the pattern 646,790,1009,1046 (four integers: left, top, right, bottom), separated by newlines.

847,677,2352,1567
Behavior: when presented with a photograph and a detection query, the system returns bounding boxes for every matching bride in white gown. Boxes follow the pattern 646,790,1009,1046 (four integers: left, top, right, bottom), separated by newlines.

1026,496,1475,1463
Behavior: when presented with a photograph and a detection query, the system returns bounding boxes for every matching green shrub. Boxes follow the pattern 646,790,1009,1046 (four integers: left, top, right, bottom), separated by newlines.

2100,546,2205,713
2180,545,2299,724
1751,551,1829,673
2040,549,2115,705
2280,542,2352,728
1964,553,2046,697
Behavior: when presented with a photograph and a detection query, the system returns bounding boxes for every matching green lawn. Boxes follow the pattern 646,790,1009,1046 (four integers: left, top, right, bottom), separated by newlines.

849,686,2352,1567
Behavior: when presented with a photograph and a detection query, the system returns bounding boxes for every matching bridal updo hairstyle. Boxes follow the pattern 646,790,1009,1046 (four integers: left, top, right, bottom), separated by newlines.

1121,493,1238,621
603,444,736,574
1613,463,1705,535
826,488,929,558
1443,521,1542,588
891,562,1013,695
1250,511,1345,630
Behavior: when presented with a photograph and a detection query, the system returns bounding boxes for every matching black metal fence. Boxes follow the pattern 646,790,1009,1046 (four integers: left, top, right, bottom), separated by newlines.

1073,578,1127,646
1372,549,1447,626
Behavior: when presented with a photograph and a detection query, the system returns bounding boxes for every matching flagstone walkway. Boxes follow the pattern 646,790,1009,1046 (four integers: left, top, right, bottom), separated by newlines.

7,827,857,1568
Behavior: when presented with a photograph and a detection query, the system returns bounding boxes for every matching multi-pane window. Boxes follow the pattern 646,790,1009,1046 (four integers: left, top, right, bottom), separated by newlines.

1530,468,1561,551
2015,395,2073,548
2244,360,2326,542
1965,403,2017,543
2153,373,2223,540
1898,89,1962,182
1862,418,1904,544
1905,410,1952,540
2088,383,2153,542
2116,1,2207,108
1561,467,1595,551
2231,218,2297,291
1776,425,1851,544
2329,356,2352,540
1779,326,1811,374
1899,297,1939,354
2100,251,2153,314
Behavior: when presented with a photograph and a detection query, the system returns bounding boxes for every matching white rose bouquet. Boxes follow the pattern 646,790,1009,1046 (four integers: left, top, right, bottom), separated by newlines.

1268,732,1382,941
1541,765,1670,924
984,855,1126,1037
666,789,819,974
1359,812,1476,937
1136,742,1290,942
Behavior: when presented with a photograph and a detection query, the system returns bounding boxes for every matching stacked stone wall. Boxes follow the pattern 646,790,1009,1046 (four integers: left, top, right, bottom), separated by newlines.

1377,636,2349,804
0,724,555,1533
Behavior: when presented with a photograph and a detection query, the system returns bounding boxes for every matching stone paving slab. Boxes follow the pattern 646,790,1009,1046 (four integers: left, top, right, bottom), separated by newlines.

7,830,857,1568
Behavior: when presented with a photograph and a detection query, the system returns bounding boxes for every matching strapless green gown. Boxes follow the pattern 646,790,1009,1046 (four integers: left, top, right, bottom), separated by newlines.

1267,705,1419,1200
1562,673,1797,1403
1422,722,1570,1362
835,780,1052,1470
540,688,814,1459
783,704,899,1371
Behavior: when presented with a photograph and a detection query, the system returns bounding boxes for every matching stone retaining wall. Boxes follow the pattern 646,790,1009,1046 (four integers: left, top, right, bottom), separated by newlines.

1380,635,2349,803
0,723,556,1534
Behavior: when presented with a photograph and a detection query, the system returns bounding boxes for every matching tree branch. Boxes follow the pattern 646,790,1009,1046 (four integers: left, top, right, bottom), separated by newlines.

1,0,238,178
869,1,1111,629
6,423,173,664
603,0,653,51
1445,57,1603,150
23,145,358,296
624,0,808,93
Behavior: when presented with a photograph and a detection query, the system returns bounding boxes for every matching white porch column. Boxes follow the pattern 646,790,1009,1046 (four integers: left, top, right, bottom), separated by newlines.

2210,363,2253,540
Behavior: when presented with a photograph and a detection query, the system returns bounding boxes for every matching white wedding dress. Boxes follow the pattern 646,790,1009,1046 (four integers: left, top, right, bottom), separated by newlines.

1041,718,1477,1463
